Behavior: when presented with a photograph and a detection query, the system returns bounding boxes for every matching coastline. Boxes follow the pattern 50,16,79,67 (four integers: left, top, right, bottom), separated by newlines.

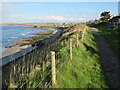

26,26,55,30
1,45,31,58
1,28,57,59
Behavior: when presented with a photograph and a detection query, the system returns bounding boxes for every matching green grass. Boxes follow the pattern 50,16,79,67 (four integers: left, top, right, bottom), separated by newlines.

53,28,108,88
95,25,120,57
15,26,108,88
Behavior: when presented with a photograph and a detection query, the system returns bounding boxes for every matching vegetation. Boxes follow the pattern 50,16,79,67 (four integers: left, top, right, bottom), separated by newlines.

87,11,119,57
54,27,107,88
100,11,111,22
19,26,108,88
94,25,120,57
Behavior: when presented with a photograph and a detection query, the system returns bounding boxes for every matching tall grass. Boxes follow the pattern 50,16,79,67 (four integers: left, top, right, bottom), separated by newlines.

53,27,108,88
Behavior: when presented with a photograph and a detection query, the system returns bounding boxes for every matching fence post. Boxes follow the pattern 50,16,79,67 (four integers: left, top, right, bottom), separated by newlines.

81,27,86,42
51,51,56,86
76,34,79,47
70,38,72,60
42,60,45,72
61,40,64,46
10,64,13,87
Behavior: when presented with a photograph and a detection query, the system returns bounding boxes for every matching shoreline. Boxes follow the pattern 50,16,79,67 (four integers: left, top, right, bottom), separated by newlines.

1,45,31,58
1,28,57,59
26,26,56,30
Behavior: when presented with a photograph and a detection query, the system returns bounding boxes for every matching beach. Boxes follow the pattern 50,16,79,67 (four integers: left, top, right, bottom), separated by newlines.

1,28,57,59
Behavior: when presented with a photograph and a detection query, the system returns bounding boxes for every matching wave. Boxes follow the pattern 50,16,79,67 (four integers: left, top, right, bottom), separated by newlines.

21,34,26,36
11,37,18,39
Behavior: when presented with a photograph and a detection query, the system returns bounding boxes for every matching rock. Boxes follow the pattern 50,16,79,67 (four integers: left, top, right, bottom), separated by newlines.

5,46,12,48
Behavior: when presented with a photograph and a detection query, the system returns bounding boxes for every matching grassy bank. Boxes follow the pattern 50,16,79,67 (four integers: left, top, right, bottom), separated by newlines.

19,25,108,88
54,27,107,88
94,25,120,57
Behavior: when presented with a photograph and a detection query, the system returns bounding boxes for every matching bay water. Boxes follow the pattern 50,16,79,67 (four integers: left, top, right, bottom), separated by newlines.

1,26,52,53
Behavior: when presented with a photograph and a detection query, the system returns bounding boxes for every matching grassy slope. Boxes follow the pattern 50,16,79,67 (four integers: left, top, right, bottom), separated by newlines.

53,27,108,88
19,26,108,88
95,25,120,57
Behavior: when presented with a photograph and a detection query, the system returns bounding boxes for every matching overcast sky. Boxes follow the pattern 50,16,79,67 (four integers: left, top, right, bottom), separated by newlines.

0,2,119,23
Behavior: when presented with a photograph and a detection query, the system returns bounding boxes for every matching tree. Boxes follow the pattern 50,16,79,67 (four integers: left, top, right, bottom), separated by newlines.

100,11,111,22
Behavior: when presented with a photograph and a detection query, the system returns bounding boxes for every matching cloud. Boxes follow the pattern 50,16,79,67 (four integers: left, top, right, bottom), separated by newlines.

1,3,43,8
28,16,92,21
1,3,43,23
2,16,95,23
1,3,43,12
0,3,44,17
0,3,95,23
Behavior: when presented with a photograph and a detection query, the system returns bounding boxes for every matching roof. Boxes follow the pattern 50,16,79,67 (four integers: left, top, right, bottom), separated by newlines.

108,15,120,22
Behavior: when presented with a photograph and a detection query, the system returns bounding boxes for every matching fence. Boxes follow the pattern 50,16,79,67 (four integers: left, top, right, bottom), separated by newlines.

2,26,87,88
107,22,120,28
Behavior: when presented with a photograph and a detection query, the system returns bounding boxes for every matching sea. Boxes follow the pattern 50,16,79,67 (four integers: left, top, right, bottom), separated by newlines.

0,25,52,53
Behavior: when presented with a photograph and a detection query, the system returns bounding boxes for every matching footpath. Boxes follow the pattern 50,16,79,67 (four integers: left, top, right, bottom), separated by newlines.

92,28,119,88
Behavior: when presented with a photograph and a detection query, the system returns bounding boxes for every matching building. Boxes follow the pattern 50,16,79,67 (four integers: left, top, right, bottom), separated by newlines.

108,16,120,23
108,16,120,27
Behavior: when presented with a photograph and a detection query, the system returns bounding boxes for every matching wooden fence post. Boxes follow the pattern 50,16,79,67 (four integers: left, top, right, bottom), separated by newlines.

10,64,13,87
61,40,64,46
42,60,45,72
70,38,72,60
81,27,86,42
76,34,79,47
51,51,56,86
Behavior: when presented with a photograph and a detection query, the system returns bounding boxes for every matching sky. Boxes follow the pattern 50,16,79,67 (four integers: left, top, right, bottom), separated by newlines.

0,2,119,23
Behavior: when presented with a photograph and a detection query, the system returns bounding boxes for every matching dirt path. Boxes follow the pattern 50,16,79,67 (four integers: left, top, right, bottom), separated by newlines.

91,28,119,88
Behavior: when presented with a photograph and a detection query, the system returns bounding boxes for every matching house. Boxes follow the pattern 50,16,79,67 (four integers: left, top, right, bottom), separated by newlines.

108,15,120,23
107,15,120,27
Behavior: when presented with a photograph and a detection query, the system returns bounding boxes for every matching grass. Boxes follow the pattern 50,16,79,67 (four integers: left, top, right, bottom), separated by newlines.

19,26,108,88
53,27,108,88
95,25,120,57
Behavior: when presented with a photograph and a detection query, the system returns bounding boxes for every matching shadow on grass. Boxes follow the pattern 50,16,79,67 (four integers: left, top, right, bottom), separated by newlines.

83,43,97,54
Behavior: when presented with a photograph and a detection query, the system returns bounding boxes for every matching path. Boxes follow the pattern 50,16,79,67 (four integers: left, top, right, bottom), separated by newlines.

92,27,119,88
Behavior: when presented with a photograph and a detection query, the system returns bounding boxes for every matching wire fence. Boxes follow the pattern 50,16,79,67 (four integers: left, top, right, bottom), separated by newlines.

2,26,87,89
